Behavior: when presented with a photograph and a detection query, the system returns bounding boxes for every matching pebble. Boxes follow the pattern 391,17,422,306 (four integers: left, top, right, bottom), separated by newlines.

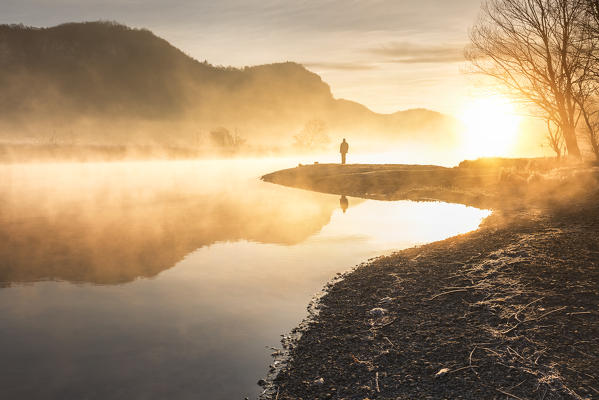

368,307,387,317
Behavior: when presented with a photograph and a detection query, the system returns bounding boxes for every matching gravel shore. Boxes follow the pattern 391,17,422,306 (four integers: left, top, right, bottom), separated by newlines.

261,161,599,399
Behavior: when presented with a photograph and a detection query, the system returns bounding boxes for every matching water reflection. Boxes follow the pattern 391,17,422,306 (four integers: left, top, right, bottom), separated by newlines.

0,160,343,285
0,159,490,399
339,195,348,213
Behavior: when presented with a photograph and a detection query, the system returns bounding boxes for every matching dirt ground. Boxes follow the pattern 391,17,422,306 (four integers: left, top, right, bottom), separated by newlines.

260,161,599,399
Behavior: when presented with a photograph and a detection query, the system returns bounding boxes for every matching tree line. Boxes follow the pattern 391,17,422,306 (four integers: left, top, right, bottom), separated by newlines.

467,0,599,160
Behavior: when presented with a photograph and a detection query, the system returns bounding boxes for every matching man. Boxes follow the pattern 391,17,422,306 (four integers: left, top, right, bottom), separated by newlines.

340,138,349,165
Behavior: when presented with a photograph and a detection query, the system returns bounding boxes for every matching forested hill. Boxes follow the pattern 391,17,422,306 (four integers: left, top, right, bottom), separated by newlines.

0,21,459,149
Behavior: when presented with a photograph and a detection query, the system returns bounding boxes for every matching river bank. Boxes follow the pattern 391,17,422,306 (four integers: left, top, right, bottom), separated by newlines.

260,160,599,399
261,159,596,210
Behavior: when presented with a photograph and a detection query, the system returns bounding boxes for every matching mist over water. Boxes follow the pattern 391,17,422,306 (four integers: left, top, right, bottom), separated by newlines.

0,158,489,399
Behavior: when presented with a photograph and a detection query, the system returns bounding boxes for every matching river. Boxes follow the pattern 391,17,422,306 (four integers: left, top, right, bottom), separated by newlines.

0,158,490,399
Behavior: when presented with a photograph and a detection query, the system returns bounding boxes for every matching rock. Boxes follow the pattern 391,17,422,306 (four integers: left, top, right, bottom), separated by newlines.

257,379,267,386
368,307,387,317
313,377,325,385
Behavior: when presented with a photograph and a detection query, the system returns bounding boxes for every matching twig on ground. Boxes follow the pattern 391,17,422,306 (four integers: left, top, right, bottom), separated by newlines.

443,285,485,290
481,347,502,357
448,365,479,374
507,380,526,391
509,297,544,321
383,336,396,348
500,305,567,334
469,347,479,375
428,289,468,300
506,346,527,362
499,322,521,335
496,388,526,400
527,306,567,322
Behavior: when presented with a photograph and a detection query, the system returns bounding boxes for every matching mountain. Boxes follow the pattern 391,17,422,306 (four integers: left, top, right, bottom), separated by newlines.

0,21,460,152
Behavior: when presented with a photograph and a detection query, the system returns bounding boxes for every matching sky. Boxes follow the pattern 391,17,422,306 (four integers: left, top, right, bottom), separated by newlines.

0,0,485,115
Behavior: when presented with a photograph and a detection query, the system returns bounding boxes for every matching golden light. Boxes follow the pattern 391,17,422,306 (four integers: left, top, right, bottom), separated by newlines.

459,96,522,158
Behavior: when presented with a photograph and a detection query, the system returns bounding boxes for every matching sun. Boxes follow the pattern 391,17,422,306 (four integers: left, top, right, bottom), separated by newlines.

459,96,522,158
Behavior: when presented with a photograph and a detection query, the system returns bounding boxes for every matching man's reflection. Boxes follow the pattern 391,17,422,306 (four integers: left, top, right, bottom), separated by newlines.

339,195,349,213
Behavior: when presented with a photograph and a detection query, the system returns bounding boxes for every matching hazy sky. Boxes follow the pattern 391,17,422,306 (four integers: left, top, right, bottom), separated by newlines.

1,0,485,114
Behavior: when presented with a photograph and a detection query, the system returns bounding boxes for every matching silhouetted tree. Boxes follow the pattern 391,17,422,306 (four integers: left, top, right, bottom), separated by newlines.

575,90,599,159
232,128,247,147
467,0,588,158
210,127,231,147
546,118,565,159
293,119,330,150
575,0,599,159
209,127,246,149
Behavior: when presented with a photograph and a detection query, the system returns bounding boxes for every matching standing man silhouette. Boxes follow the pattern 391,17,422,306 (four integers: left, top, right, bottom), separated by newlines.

340,138,349,165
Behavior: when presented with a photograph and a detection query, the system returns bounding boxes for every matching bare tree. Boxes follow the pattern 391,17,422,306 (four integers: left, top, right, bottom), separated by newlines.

467,0,588,158
209,127,246,149
293,119,330,150
575,0,599,158
574,83,599,157
546,117,565,158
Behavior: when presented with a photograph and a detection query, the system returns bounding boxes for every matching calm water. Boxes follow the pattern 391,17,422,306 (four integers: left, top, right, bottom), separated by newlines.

0,159,490,399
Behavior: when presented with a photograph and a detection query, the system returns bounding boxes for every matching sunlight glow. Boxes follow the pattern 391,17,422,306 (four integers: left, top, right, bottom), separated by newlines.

459,96,522,158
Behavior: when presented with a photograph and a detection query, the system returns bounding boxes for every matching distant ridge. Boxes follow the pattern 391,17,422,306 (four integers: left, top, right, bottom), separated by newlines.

0,21,460,150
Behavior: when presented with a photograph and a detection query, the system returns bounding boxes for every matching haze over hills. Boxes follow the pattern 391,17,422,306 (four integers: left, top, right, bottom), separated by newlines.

0,21,461,155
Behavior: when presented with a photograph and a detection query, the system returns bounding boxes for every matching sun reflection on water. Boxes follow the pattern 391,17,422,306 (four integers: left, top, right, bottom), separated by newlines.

315,199,491,250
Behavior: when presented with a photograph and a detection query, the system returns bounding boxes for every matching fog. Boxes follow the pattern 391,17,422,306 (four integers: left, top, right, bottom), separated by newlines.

0,22,486,164
0,159,344,285
0,157,492,399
